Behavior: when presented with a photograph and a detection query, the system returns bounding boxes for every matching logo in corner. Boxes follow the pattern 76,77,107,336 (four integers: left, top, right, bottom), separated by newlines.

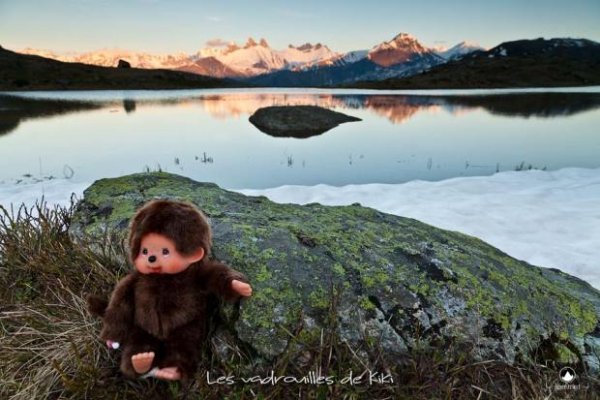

559,367,576,384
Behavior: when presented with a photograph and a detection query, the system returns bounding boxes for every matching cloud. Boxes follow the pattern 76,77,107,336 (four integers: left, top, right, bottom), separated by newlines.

205,16,222,23
205,38,229,48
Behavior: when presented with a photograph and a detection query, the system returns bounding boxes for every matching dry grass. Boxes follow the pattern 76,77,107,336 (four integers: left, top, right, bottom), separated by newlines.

0,202,598,399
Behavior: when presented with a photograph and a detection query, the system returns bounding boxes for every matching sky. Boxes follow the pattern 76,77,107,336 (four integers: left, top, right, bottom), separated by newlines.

1,0,599,54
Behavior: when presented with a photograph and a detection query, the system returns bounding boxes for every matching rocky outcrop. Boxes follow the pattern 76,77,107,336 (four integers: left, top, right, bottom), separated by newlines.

249,105,361,138
117,59,131,68
70,172,600,371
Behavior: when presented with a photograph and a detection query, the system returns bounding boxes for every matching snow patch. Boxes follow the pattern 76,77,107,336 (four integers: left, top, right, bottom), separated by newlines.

238,168,600,290
1,168,598,290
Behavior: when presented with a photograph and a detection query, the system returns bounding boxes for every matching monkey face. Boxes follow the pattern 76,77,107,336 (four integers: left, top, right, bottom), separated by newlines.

134,233,204,275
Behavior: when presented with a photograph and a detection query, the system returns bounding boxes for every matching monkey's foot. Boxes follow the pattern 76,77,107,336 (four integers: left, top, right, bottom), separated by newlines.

131,352,155,374
153,367,181,381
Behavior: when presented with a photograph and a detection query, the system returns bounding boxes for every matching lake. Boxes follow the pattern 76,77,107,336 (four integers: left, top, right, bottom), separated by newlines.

1,88,599,189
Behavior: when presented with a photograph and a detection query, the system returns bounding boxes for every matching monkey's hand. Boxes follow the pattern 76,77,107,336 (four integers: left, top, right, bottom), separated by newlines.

231,279,252,297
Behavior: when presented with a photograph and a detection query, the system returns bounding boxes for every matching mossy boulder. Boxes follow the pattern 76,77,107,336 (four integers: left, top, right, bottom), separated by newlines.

70,172,600,372
248,105,361,138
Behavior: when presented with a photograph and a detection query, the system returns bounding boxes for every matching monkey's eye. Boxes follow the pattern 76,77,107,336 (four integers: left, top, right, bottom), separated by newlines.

142,248,148,255
162,248,170,256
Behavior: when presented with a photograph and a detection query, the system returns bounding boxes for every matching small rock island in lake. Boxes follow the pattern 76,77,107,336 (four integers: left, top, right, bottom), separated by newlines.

249,105,361,138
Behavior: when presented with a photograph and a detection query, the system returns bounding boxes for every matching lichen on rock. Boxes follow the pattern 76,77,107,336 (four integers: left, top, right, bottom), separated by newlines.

70,172,600,371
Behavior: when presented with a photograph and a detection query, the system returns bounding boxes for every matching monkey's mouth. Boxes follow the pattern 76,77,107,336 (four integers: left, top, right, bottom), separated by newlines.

147,266,162,274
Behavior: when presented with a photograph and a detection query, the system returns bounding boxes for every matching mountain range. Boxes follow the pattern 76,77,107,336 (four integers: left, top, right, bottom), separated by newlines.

21,38,340,78
0,45,232,91
352,37,600,89
6,33,600,90
20,33,483,82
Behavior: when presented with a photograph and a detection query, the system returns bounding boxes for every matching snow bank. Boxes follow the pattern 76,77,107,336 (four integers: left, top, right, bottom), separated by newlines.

238,168,600,290
1,168,598,289
0,179,90,212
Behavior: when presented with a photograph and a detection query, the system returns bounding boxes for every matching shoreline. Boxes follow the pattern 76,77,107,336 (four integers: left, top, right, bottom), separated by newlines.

3,84,600,94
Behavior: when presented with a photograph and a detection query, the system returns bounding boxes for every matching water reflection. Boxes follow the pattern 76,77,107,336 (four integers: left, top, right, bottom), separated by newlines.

438,93,600,118
184,92,600,124
0,95,103,136
123,99,136,114
1,90,599,188
2,91,599,136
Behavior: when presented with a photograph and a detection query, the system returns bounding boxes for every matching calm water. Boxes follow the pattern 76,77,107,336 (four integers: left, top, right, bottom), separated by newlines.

1,88,599,189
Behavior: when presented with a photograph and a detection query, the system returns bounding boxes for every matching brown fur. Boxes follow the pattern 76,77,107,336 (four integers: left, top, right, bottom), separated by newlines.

128,199,212,262
94,199,247,381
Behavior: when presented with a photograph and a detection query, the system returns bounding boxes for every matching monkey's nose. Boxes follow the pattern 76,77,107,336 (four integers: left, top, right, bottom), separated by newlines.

148,255,157,263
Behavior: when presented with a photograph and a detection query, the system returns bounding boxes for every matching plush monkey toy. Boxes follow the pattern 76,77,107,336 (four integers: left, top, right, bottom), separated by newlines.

90,199,252,381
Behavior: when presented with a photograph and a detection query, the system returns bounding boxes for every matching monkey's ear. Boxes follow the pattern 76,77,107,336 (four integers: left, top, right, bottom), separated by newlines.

187,247,205,263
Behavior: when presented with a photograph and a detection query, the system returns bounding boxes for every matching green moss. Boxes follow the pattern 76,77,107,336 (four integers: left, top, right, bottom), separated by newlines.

332,263,345,277
308,288,330,310
244,290,277,329
254,264,272,283
362,275,376,288
359,296,376,311
373,269,390,284
555,343,579,364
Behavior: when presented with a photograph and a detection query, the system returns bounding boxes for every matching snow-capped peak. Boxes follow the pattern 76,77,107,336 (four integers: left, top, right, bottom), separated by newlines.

390,32,417,43
435,41,484,60
372,33,421,51
196,47,223,59
323,49,369,67
192,38,339,75
371,33,426,53
244,38,258,48
292,43,323,52
22,47,190,68
240,37,271,48
368,32,431,67
21,47,66,61
278,43,340,69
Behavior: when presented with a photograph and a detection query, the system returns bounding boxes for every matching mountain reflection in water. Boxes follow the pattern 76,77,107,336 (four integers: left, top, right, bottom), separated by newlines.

1,89,599,188
1,91,599,136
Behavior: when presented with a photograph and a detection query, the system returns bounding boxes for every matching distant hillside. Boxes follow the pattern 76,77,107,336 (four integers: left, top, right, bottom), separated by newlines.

0,46,236,90
350,38,600,89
